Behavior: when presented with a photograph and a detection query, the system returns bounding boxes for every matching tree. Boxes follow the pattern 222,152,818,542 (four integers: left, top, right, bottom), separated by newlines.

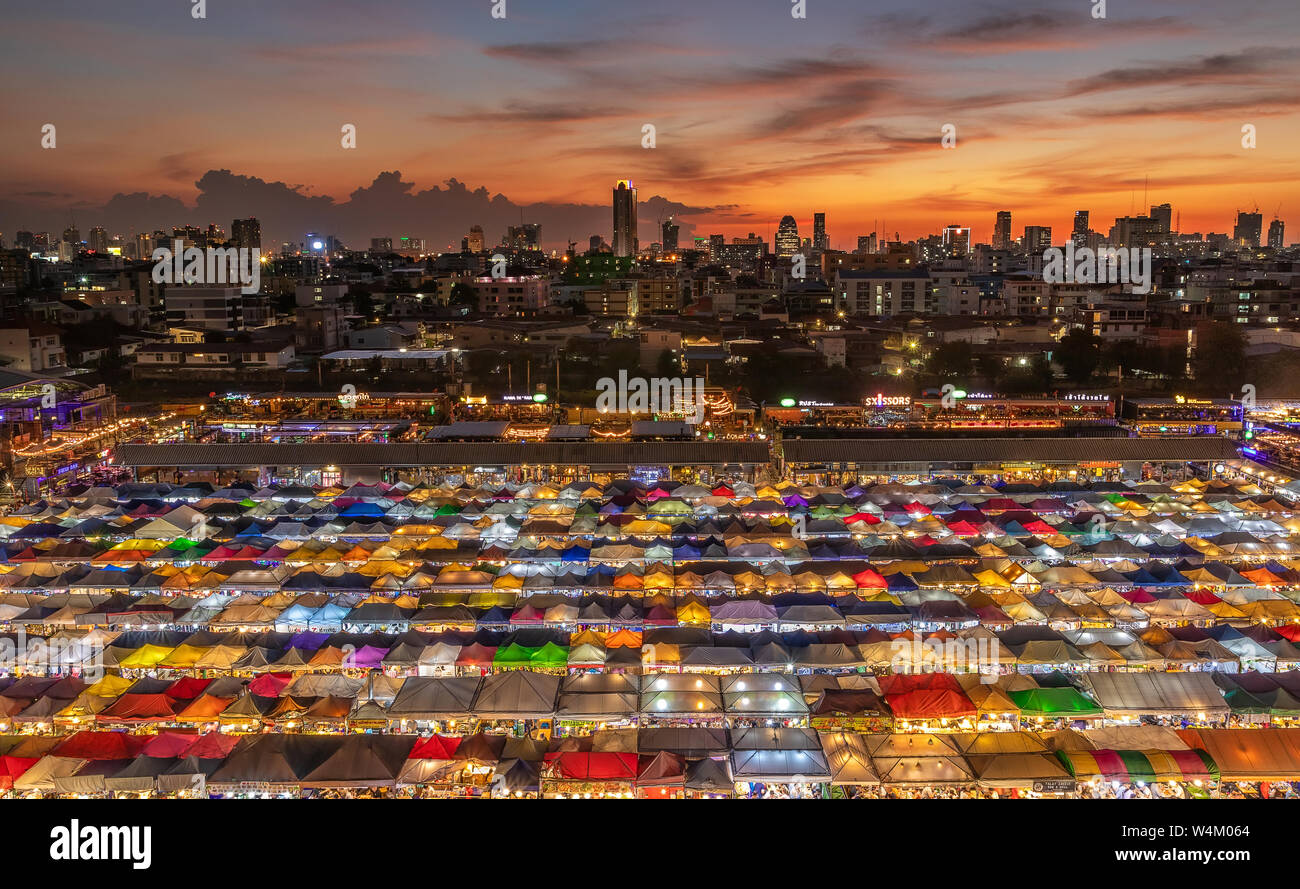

448,282,477,309
975,353,1003,387
1193,322,1248,392
926,341,973,379
1054,329,1102,384
655,349,679,378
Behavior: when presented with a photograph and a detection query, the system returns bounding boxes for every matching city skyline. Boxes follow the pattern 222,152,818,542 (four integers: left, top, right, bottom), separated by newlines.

2,0,1298,248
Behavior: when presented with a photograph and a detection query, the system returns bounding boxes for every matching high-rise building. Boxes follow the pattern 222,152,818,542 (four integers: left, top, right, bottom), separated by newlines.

62,226,80,247
1234,211,1263,248
1072,211,1090,248
87,226,108,252
1110,215,1162,247
232,218,261,250
661,218,679,254
1268,218,1285,249
507,224,541,250
812,212,828,251
941,224,971,255
467,225,485,253
856,234,877,254
775,215,800,257
1023,225,1052,253
708,234,724,258
370,237,392,252
993,211,1012,251
612,180,638,257
1150,203,1172,238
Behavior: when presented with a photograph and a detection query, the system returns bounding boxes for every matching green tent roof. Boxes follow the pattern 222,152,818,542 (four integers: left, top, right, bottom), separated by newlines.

1008,687,1104,717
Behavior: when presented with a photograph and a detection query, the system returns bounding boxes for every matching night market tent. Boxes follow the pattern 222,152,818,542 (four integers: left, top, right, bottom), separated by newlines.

1082,672,1230,720
1007,687,1104,720
208,734,339,789
1175,728,1300,782
637,726,731,758
730,727,831,783
684,757,734,794
866,733,975,786
471,670,561,719
386,676,482,721
300,735,417,788
967,751,1073,789
819,731,880,785
556,673,639,720
0,754,40,790
1055,747,1218,784
1075,725,1191,750
720,672,808,717
635,750,687,789
13,756,89,793
640,674,724,717
547,752,639,781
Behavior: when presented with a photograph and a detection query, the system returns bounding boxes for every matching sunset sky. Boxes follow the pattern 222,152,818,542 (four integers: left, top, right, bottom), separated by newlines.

2,0,1298,249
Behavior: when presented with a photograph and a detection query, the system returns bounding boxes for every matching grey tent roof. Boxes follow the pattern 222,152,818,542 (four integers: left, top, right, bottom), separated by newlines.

385,676,483,720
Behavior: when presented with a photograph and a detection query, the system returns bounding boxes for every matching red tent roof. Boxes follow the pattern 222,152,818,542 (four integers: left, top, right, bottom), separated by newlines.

165,677,213,701
51,730,150,760
550,752,638,781
141,732,200,758
877,672,961,696
98,693,180,722
409,734,463,760
185,732,240,759
0,755,39,789
886,688,977,720
247,672,293,696
852,568,888,589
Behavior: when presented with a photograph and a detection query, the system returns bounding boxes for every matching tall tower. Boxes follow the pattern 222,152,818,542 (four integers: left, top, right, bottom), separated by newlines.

993,211,1012,250
775,215,800,257
661,217,679,254
812,212,828,251
612,180,638,257
1072,210,1090,248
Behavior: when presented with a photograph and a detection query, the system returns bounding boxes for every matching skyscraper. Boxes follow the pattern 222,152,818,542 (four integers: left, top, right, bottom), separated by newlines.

1268,218,1285,249
1023,225,1052,253
507,224,541,250
812,212,828,251
467,225,485,252
1150,203,1172,238
612,180,638,257
1234,211,1263,248
992,211,1012,250
1072,210,1090,248
232,217,261,250
87,226,108,252
661,217,679,254
941,224,971,255
775,215,800,257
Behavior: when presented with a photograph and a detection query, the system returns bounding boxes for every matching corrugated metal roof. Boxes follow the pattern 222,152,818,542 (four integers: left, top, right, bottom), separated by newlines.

116,441,771,469
780,437,1242,465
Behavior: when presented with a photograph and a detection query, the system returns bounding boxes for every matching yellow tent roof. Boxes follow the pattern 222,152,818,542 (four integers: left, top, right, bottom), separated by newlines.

117,643,176,669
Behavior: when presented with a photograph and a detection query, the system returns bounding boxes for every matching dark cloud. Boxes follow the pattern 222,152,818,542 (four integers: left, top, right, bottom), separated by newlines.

429,102,629,125
1065,47,1300,96
0,169,716,250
